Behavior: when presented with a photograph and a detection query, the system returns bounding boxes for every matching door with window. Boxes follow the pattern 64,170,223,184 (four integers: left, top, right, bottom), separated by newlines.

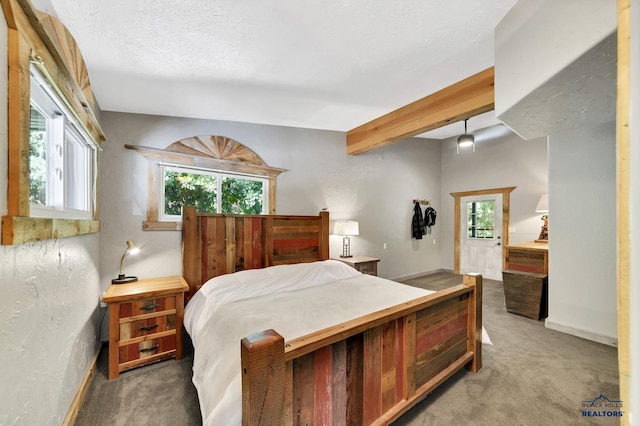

460,194,503,280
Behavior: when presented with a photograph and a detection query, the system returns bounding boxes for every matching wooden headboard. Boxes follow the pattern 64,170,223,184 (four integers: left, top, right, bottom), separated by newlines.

181,205,330,298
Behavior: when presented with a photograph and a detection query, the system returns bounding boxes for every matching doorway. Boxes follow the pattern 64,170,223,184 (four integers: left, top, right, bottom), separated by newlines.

451,187,516,280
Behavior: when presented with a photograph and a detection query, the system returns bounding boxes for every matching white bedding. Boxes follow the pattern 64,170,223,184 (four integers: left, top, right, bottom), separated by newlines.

184,260,486,425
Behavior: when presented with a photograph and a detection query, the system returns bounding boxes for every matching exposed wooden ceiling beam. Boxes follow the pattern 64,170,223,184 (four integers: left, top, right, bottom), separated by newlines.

346,67,495,155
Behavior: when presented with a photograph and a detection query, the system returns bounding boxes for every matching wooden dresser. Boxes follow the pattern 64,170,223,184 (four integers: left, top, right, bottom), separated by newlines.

503,241,549,320
333,256,380,276
103,276,189,379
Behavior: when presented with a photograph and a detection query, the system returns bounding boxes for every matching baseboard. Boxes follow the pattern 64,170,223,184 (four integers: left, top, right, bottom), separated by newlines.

63,343,102,426
544,320,618,347
391,268,448,282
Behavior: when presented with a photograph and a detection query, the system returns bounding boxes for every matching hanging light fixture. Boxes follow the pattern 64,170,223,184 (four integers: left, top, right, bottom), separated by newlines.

457,119,475,154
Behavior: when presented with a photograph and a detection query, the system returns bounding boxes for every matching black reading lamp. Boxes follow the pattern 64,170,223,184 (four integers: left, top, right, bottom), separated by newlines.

112,240,140,284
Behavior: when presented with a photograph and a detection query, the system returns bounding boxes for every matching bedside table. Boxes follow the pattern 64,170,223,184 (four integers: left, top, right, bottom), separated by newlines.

102,275,189,379
333,256,381,276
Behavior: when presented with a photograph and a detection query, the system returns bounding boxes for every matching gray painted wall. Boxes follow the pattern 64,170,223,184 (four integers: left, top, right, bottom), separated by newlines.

99,112,443,284
494,0,617,344
438,126,548,272
546,122,617,344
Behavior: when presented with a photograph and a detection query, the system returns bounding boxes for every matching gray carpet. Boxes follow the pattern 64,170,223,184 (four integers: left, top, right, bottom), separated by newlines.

75,272,619,425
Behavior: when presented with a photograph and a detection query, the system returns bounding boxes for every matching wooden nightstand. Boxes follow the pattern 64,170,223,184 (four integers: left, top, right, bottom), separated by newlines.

102,275,189,379
333,256,381,276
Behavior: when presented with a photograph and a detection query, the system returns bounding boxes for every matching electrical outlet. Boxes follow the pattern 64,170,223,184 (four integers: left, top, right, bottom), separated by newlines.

100,292,107,308
383,242,387,249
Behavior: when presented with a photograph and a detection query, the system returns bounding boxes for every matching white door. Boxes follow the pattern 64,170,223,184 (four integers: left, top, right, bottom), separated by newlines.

460,194,503,280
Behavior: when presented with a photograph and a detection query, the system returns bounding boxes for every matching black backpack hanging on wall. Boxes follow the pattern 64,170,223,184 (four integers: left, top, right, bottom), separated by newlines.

424,207,437,234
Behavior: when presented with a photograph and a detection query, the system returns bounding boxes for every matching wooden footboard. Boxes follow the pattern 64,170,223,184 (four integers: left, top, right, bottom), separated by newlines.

241,273,482,426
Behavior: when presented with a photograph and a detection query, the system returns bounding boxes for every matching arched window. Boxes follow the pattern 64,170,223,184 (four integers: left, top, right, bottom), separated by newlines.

126,135,286,231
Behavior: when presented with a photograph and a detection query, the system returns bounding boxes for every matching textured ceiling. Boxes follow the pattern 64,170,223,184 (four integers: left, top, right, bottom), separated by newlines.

35,0,517,139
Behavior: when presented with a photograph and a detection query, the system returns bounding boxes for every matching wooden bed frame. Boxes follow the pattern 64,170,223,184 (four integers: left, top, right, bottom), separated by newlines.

181,206,482,425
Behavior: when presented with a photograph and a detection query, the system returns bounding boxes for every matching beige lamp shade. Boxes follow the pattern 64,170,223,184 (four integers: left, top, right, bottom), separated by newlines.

535,194,549,213
334,221,359,236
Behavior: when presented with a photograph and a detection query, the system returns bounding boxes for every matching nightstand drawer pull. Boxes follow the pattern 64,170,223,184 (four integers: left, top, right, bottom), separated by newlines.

140,345,159,353
140,304,160,311
139,324,159,331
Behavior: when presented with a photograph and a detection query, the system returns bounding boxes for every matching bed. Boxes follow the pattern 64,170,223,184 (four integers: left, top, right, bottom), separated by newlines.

181,206,483,425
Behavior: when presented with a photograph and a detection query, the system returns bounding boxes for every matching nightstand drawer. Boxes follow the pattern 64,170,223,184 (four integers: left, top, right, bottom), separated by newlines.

119,334,177,365
332,256,381,277
120,314,177,340
355,262,377,276
119,296,176,318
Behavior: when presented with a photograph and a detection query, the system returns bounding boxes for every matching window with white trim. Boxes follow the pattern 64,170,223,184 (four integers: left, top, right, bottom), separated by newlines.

466,200,495,239
29,65,97,220
159,164,268,221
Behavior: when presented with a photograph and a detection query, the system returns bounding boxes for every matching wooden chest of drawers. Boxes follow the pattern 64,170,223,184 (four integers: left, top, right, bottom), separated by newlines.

103,276,189,379
504,241,548,274
503,241,549,320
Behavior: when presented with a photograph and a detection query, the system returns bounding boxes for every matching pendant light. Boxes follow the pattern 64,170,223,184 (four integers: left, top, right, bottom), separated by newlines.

457,119,475,154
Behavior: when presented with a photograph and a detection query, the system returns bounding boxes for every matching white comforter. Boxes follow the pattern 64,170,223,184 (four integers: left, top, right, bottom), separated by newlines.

184,260,473,425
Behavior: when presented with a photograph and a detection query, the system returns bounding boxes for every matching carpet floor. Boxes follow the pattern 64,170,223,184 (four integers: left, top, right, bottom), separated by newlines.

75,272,619,425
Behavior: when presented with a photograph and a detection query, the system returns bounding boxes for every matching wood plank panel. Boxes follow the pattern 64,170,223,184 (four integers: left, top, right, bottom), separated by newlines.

251,217,263,269
272,237,320,249
403,314,417,400
313,346,332,424
363,327,382,424
346,67,494,155
416,312,468,353
331,341,347,425
226,217,236,273
395,318,405,403
292,353,315,425
265,217,274,266
381,321,398,413
345,335,364,426
415,340,467,386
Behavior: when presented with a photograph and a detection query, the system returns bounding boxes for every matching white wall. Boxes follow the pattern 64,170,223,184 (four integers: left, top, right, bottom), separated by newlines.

545,122,617,344
438,125,548,272
495,0,617,345
99,112,442,282
495,0,616,137
0,9,103,425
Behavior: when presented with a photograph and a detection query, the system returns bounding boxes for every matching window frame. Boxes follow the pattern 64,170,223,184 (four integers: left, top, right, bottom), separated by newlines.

28,64,97,221
1,2,105,245
465,199,496,240
159,165,269,221
124,136,285,231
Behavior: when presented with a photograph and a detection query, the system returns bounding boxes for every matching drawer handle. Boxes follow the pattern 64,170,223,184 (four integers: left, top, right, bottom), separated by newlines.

139,324,159,331
140,345,159,353
140,304,160,311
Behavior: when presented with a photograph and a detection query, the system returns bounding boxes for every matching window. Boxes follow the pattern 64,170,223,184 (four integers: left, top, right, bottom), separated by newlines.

29,65,97,220
160,165,267,220
126,135,285,231
466,200,495,239
2,5,104,245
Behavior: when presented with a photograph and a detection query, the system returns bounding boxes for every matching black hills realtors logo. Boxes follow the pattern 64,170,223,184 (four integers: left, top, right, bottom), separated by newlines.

581,394,624,418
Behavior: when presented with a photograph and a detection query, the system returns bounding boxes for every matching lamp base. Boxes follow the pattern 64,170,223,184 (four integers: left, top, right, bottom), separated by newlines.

111,274,138,284
339,255,353,258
